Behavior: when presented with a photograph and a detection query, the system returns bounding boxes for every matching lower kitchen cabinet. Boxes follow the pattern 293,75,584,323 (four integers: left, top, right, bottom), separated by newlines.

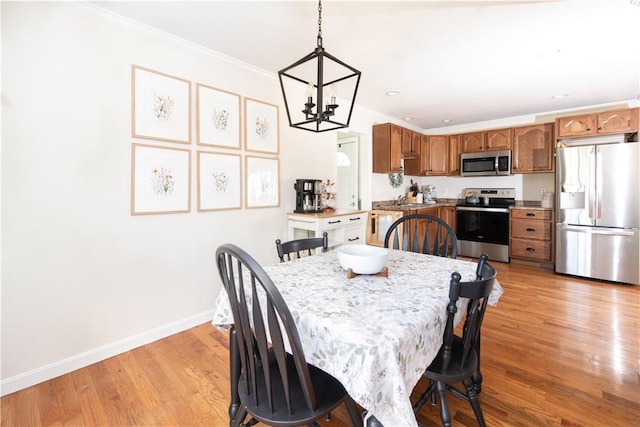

402,207,455,253
288,210,368,249
510,208,553,265
438,206,456,232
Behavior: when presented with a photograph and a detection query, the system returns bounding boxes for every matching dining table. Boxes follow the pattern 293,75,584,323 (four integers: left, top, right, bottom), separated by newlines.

212,247,503,427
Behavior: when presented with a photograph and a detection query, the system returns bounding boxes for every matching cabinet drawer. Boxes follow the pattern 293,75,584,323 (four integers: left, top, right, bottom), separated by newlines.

511,220,552,240
510,239,551,261
511,209,552,220
320,214,364,229
344,226,364,245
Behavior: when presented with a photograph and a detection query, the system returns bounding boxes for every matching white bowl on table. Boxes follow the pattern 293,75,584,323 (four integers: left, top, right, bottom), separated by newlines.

337,244,389,275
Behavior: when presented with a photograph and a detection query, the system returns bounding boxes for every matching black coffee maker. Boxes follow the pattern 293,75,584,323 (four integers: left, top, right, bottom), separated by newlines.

294,179,324,213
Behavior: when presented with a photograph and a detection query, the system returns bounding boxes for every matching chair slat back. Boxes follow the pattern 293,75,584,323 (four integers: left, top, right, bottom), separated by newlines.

384,214,458,258
275,232,328,262
442,254,496,371
216,244,316,414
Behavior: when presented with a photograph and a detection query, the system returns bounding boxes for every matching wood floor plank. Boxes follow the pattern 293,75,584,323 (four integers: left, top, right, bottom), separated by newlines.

1,261,639,426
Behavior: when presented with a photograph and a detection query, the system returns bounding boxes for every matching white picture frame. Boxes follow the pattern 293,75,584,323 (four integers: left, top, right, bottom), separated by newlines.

245,156,280,208
244,98,279,154
132,65,191,144
131,143,191,215
196,83,241,149
197,151,242,211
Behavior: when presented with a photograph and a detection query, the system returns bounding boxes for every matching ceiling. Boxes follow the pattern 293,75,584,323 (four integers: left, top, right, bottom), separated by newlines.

93,0,640,130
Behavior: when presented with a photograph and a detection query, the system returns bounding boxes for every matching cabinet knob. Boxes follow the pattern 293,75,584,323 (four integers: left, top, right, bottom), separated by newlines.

526,228,536,232
526,247,535,252
526,213,535,217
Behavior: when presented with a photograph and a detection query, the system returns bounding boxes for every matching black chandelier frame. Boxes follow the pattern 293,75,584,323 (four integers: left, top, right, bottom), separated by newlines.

278,1,361,133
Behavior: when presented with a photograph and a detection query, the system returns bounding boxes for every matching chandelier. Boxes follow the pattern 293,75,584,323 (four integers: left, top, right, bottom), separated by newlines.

278,0,361,132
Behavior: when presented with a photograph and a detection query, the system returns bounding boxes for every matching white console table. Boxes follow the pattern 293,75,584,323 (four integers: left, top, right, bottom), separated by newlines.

287,210,368,248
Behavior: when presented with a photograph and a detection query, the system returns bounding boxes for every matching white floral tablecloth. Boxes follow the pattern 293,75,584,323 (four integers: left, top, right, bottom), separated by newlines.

212,249,503,427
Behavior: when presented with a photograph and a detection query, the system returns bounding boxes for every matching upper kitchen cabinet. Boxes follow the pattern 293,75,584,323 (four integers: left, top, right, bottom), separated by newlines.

415,135,447,175
447,135,461,175
512,123,554,173
461,128,512,153
486,128,513,150
402,128,421,158
373,123,402,173
461,131,485,153
555,108,639,138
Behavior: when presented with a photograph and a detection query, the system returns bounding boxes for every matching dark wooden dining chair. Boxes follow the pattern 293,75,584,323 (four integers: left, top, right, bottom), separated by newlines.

216,243,363,427
412,254,496,427
384,214,457,258
275,232,328,262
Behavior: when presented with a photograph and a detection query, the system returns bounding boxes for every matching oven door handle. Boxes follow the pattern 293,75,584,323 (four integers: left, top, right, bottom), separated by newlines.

456,206,510,213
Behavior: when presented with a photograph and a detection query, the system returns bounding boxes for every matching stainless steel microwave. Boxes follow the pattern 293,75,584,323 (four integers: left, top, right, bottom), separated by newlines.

460,150,511,176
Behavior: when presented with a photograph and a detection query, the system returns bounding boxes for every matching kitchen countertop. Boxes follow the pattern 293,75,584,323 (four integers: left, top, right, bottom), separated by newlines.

372,200,554,211
288,209,368,218
372,198,458,211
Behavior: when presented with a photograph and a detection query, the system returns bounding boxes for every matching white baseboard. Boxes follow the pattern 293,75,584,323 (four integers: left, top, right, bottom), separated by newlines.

0,310,214,397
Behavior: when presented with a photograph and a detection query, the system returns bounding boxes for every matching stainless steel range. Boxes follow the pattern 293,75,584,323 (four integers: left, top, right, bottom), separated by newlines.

456,188,515,262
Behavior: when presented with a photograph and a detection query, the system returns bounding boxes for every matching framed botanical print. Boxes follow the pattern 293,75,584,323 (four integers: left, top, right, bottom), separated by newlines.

244,98,279,154
197,151,242,211
131,143,191,215
196,83,241,149
245,156,280,208
132,65,191,144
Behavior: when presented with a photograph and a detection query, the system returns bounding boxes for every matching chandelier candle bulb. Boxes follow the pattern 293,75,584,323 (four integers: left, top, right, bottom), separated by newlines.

305,83,313,103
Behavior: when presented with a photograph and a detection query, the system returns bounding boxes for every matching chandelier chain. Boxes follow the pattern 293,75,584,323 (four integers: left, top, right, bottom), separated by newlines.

317,0,323,47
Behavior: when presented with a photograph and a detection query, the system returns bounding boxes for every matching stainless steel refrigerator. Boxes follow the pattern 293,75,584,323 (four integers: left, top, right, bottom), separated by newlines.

556,141,639,285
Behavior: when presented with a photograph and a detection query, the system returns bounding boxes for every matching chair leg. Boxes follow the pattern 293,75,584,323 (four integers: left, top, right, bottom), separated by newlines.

436,381,452,427
344,397,364,427
473,333,483,393
231,407,247,427
463,378,486,427
413,379,437,413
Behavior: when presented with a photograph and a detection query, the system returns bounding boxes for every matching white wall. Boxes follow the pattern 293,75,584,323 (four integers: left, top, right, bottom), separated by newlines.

0,2,351,394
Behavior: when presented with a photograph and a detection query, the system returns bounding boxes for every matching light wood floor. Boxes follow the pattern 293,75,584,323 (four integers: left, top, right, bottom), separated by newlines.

2,262,639,426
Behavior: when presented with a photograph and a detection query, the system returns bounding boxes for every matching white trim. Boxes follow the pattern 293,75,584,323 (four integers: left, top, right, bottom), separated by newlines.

0,310,214,397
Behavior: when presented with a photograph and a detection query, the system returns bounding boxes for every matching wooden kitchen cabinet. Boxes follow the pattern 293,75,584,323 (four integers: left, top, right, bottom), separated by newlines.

510,208,553,265
555,108,639,138
402,128,420,158
411,135,447,175
512,123,554,173
447,135,461,175
462,129,512,153
461,131,486,153
597,108,638,134
373,123,402,173
486,128,512,151
438,206,456,233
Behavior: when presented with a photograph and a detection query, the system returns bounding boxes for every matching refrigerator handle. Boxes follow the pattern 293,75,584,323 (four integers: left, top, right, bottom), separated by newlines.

595,147,602,220
588,147,597,220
